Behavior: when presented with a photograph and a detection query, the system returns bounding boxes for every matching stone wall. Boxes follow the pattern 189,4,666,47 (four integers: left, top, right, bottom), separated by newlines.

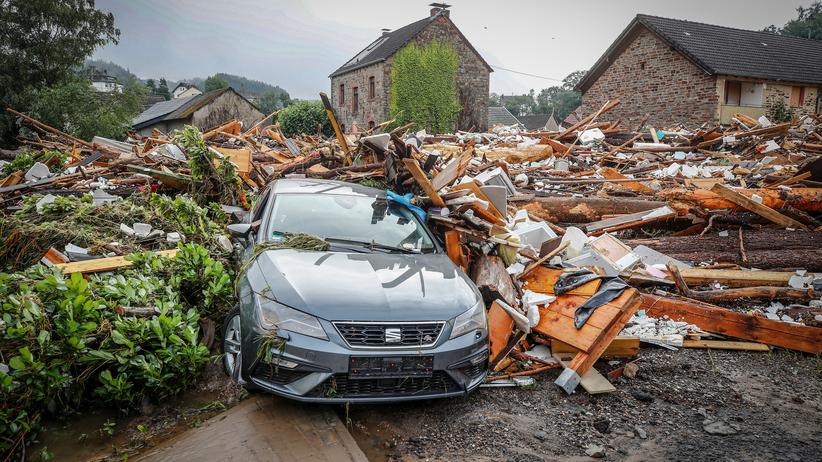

764,84,819,120
191,91,264,131
580,27,719,127
329,13,490,133
329,61,388,132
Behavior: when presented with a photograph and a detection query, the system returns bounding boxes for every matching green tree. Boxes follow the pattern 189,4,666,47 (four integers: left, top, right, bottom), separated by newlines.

765,2,822,40
157,78,171,100
145,78,157,94
390,40,461,133
488,93,501,107
0,0,120,146
278,100,332,137
26,74,147,141
502,93,536,117
204,75,229,92
562,70,587,90
257,89,291,114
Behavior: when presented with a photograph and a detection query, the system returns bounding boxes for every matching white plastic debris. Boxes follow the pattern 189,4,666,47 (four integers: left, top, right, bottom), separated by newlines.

513,173,529,187
25,162,51,181
579,128,605,146
132,223,152,238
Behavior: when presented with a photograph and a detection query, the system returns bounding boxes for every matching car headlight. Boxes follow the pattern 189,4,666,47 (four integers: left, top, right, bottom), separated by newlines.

255,294,328,340
450,301,487,339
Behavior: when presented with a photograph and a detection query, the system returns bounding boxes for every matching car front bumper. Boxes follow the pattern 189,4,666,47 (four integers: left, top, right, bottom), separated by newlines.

240,317,489,403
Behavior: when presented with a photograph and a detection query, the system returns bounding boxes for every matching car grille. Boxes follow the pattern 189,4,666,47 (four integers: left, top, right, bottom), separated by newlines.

461,362,486,380
333,322,445,348
252,363,311,385
308,371,461,399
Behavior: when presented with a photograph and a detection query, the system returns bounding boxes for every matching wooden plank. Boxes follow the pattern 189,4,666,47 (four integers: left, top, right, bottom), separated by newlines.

488,301,515,361
402,158,446,207
450,181,505,219
471,255,517,306
55,250,178,274
443,230,467,271
710,183,809,230
682,339,770,351
534,310,603,352
319,92,350,157
550,336,640,359
641,294,822,354
521,266,601,296
542,296,622,330
554,353,616,394
214,147,251,174
770,171,811,187
600,167,653,193
679,268,793,288
567,289,642,375
432,148,473,191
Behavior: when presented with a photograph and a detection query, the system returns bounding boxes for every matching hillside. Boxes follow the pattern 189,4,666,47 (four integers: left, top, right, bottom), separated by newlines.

189,73,288,98
83,59,141,85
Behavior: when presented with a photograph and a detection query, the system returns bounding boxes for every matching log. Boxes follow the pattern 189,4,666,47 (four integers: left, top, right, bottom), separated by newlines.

641,294,822,354
710,184,808,230
522,196,667,223
625,230,822,270
667,262,815,302
659,187,822,214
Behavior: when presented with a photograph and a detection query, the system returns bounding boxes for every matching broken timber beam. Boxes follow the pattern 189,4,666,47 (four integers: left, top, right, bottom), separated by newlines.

522,196,667,223
641,294,822,354
710,183,809,230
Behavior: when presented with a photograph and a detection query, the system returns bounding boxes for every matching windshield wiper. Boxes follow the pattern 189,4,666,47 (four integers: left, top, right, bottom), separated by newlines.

324,237,419,254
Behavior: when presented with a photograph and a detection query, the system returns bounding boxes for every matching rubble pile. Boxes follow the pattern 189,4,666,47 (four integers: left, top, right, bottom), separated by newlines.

1,98,822,455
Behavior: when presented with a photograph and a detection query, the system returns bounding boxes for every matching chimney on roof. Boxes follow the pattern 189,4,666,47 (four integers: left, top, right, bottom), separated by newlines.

429,2,451,18
381,28,391,36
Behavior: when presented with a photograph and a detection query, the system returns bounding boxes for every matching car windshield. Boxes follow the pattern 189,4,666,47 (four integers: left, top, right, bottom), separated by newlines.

267,193,436,252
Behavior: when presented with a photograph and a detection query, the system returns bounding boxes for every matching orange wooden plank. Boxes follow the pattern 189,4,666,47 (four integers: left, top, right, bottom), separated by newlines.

534,310,602,351
488,302,515,360
521,266,601,296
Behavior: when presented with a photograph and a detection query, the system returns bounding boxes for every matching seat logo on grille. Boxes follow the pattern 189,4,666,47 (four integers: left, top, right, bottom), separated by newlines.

384,328,402,343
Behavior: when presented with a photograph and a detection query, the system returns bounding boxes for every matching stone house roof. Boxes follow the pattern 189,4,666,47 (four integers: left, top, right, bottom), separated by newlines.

487,106,521,127
329,8,492,78
133,87,255,130
578,14,822,92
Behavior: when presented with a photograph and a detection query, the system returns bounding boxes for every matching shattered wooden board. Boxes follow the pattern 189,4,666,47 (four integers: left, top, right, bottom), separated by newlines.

533,293,626,352
641,294,822,354
55,250,178,274
550,336,640,359
214,147,252,174
521,266,601,296
488,302,515,361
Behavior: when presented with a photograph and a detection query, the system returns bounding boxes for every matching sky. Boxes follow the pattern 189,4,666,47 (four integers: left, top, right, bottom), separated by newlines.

92,0,810,99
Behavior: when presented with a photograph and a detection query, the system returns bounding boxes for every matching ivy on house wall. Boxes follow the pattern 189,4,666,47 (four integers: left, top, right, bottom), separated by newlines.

389,40,461,134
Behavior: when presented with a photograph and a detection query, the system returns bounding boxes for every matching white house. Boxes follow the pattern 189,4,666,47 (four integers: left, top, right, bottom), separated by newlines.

172,82,203,99
89,70,122,93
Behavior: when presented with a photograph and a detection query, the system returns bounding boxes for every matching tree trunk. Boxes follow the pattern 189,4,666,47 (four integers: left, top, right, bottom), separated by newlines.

521,196,667,223
625,230,822,270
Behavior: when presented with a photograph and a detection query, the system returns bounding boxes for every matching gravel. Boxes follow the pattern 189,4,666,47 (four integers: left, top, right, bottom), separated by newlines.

344,348,822,461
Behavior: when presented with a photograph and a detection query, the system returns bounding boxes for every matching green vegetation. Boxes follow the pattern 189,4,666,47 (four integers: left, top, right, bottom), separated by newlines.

0,149,66,177
0,0,121,147
174,126,247,207
204,75,230,92
488,70,585,122
278,100,333,137
771,99,794,123
0,193,236,455
764,2,822,40
390,40,461,134
193,73,291,103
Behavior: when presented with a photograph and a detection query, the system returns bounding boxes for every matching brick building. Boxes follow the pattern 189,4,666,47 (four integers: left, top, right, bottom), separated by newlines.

576,15,822,127
329,4,491,133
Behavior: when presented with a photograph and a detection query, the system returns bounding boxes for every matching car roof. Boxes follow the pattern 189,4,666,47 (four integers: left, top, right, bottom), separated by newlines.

268,178,385,198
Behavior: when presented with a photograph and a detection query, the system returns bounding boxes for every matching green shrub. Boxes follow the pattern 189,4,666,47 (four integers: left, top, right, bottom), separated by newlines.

771,99,794,123
278,100,332,137
0,244,233,454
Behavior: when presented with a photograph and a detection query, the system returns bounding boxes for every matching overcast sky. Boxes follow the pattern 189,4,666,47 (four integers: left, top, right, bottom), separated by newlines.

93,0,809,99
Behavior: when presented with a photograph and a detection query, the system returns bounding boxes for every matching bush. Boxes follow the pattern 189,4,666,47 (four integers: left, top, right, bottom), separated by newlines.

771,99,794,123
278,100,332,137
0,243,233,455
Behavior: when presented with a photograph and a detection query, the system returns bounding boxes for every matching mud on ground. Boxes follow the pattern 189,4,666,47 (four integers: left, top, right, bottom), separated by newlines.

345,348,822,461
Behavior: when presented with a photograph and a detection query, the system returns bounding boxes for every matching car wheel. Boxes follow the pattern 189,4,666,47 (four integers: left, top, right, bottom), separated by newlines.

222,308,243,381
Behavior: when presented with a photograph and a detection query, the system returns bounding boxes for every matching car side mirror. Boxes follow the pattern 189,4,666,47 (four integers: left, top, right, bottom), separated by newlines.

227,223,252,238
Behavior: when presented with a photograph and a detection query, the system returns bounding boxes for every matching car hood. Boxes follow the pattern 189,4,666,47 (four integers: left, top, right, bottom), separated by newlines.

251,250,480,322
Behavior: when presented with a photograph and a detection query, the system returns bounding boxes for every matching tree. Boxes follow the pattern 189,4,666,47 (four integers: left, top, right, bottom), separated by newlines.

0,0,120,146
488,93,501,107
390,40,461,133
157,78,170,100
278,100,332,137
26,74,147,141
204,75,229,92
257,89,291,114
765,2,822,40
562,70,587,90
501,93,536,117
145,78,157,94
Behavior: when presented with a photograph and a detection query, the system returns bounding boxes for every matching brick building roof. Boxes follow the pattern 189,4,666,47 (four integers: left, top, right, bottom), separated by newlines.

578,14,822,92
329,8,492,78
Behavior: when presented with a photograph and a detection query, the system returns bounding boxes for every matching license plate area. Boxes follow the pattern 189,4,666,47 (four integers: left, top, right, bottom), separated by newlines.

349,356,434,379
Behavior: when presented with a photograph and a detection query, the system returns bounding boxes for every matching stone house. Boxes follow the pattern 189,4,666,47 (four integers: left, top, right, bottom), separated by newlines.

329,4,492,133
132,87,263,137
576,14,822,127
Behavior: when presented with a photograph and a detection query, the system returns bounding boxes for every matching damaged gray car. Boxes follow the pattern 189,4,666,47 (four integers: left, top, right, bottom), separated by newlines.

222,178,488,402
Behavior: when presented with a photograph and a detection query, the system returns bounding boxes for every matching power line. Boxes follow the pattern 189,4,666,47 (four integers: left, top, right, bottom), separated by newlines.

490,65,564,82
